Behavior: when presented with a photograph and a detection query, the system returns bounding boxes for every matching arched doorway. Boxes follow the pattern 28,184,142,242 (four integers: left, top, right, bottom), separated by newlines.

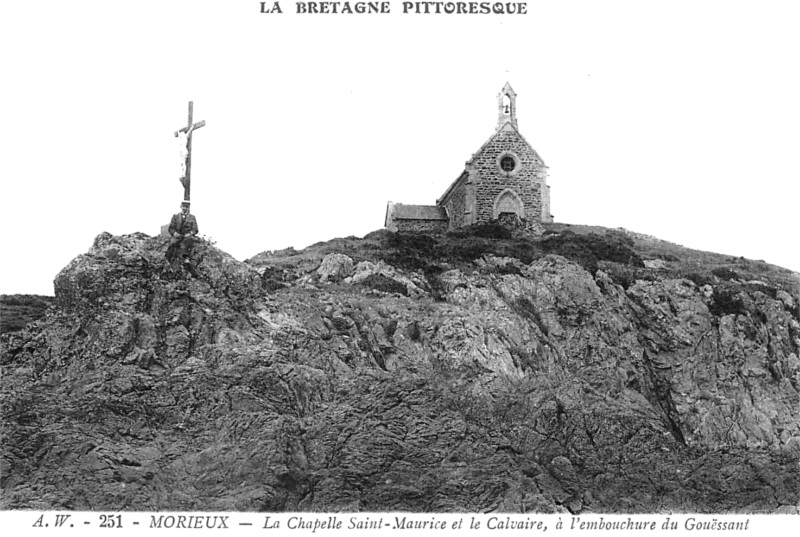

493,189,524,220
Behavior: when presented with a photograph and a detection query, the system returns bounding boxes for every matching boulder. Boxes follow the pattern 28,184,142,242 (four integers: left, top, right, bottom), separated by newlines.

316,253,354,282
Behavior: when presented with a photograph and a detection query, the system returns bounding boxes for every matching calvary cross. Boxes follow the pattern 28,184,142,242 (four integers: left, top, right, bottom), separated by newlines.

174,101,206,202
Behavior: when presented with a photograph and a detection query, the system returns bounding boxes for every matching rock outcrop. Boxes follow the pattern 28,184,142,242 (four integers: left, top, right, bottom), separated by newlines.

1,226,798,512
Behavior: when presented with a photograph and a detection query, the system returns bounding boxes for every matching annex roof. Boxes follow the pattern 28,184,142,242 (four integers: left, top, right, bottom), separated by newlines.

391,204,449,220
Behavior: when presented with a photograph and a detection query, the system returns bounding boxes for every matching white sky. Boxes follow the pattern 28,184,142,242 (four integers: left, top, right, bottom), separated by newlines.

1,0,799,296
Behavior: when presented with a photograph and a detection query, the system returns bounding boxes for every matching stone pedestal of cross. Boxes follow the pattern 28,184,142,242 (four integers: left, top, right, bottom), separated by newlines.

174,101,206,202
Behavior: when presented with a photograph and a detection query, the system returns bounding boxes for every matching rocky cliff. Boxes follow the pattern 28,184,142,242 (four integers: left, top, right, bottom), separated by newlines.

1,225,799,512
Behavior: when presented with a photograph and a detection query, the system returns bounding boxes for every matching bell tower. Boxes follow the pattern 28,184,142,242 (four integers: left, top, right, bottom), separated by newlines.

496,82,518,131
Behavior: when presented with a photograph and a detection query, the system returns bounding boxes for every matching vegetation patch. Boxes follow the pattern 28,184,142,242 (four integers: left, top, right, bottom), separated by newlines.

540,231,644,274
601,263,656,290
684,272,714,289
711,267,739,281
261,266,290,292
382,233,438,272
445,237,539,265
744,282,779,300
493,262,523,276
709,284,747,317
358,274,409,296
449,222,513,240
379,228,648,280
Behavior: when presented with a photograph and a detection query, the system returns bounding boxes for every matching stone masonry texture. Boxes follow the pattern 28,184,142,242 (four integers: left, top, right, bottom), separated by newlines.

469,127,547,224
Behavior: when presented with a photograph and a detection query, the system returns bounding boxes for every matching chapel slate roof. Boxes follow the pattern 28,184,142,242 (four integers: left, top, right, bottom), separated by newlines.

391,204,448,220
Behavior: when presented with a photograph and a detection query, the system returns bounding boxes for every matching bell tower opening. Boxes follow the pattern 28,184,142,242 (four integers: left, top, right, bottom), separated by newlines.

496,82,518,130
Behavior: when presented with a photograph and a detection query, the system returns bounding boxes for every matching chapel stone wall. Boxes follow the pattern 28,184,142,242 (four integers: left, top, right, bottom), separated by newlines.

441,179,468,230
471,128,548,225
393,219,449,234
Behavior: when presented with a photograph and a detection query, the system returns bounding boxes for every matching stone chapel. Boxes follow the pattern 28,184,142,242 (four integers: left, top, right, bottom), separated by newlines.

385,83,552,234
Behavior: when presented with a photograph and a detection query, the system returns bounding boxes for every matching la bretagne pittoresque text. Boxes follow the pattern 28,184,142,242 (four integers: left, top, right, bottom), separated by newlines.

260,1,528,14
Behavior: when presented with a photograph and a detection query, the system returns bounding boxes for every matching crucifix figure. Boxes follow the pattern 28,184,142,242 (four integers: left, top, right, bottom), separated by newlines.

174,101,206,202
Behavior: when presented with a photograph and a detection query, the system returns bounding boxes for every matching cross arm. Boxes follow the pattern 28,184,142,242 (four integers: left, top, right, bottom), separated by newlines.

174,120,207,137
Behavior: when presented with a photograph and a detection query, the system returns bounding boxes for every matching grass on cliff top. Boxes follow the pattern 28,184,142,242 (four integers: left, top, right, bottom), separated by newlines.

247,222,799,303
246,223,646,290
0,295,54,334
